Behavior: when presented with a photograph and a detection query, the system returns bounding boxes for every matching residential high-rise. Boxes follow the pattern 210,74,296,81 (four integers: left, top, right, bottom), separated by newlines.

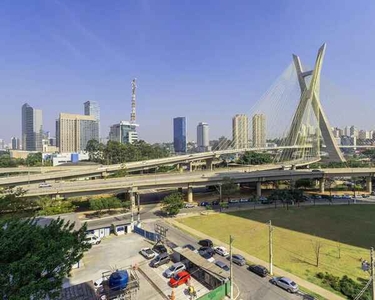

173,117,187,153
197,122,209,152
56,113,99,153
252,114,266,148
344,126,351,137
232,114,249,149
11,137,20,150
21,103,43,151
0,139,5,150
350,125,358,138
84,101,100,136
109,121,139,144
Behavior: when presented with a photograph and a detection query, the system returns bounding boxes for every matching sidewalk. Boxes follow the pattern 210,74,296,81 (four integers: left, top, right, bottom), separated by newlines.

167,218,345,300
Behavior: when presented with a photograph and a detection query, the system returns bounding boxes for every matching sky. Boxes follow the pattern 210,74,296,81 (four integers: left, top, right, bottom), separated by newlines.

1,0,375,144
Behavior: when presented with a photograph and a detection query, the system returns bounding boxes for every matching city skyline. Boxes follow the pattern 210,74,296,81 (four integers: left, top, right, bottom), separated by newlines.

1,1,375,143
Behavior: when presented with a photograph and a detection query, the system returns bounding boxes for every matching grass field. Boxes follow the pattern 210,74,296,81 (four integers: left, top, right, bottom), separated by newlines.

178,205,374,294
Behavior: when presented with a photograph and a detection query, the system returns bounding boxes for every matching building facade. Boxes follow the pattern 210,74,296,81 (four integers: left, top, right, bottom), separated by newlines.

232,114,249,149
11,137,20,150
197,122,209,152
173,117,187,153
84,101,100,137
252,114,266,148
109,121,139,144
56,113,99,153
22,103,43,151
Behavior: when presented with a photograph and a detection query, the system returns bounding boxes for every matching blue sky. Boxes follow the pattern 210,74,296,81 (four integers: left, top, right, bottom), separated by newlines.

1,0,375,144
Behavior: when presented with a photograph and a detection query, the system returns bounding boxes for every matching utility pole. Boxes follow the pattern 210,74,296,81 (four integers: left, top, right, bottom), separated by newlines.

371,247,375,300
137,193,141,224
269,220,274,275
229,235,234,300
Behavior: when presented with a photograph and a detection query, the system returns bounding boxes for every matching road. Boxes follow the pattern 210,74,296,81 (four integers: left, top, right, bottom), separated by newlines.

146,220,303,300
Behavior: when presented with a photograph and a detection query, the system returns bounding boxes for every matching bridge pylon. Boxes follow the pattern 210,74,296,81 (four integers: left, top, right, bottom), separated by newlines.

283,43,345,163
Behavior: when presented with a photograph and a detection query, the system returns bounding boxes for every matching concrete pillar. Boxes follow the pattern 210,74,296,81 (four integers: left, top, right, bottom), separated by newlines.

188,161,193,172
319,178,325,193
137,193,141,223
366,176,373,194
187,186,193,202
256,181,262,197
130,191,136,223
206,158,213,171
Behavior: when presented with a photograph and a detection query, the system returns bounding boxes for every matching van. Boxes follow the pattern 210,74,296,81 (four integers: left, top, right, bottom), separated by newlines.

150,252,170,268
86,234,101,245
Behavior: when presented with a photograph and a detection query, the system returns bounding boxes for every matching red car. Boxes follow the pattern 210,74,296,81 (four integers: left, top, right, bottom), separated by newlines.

169,271,191,287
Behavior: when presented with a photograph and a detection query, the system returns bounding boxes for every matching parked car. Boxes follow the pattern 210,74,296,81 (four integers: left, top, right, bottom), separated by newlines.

211,200,220,206
215,261,230,271
198,239,213,248
239,198,249,203
198,247,215,262
152,244,168,254
200,202,210,206
228,199,239,203
164,262,186,278
214,246,229,257
342,194,351,200
311,169,321,173
85,234,101,245
248,265,268,277
231,254,246,266
140,247,156,259
183,244,197,252
39,183,52,188
303,295,317,300
271,277,299,293
93,278,103,291
185,203,196,208
169,271,191,287
260,198,273,205
362,194,370,198
150,252,170,268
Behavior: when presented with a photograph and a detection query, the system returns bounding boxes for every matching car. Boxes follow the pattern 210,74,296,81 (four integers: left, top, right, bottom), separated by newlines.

183,244,197,252
200,202,210,206
199,249,215,262
169,271,191,287
215,261,230,271
231,254,246,266
311,169,321,173
139,247,156,259
248,265,268,277
303,295,317,300
228,199,239,203
362,194,370,198
85,234,101,245
150,252,170,268
152,244,168,254
239,198,249,203
184,203,196,208
93,278,103,291
260,198,273,204
214,246,229,257
198,239,213,248
39,183,52,188
342,194,351,200
211,200,220,206
271,276,299,293
164,262,186,278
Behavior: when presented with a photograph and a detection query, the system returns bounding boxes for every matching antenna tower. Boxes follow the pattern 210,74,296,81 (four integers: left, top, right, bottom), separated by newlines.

130,78,137,123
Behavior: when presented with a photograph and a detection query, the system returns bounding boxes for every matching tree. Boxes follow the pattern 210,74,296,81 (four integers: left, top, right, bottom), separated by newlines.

0,218,91,300
295,179,314,189
85,139,104,162
162,192,184,216
221,177,239,202
237,151,272,165
89,197,124,214
312,239,323,267
37,197,76,216
0,187,36,214
25,152,42,166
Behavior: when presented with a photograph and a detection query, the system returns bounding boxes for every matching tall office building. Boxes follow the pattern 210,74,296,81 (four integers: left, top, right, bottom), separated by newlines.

344,126,351,137
11,137,20,150
232,114,249,149
56,113,99,153
173,117,187,153
197,122,209,152
350,125,358,138
252,114,266,148
0,139,5,150
21,103,43,151
84,101,100,136
109,121,139,144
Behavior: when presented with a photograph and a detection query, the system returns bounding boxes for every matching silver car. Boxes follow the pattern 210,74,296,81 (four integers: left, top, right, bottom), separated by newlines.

231,254,246,266
271,277,299,293
164,262,186,278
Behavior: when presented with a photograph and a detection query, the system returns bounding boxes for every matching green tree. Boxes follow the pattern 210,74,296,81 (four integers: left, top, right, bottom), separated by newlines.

0,187,36,214
237,151,272,165
85,139,105,162
89,198,105,214
37,197,76,216
295,178,314,189
0,218,90,300
25,152,43,166
162,192,184,216
221,177,239,201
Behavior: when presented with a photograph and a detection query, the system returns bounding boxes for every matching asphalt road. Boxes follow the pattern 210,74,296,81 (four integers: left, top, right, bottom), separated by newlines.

152,220,303,300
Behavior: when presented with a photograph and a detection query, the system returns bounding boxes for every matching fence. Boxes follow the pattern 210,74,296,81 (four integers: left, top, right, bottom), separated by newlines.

197,281,231,300
133,226,160,242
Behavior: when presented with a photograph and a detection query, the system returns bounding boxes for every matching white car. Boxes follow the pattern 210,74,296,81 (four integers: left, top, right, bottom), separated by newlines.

184,203,195,208
86,234,101,245
214,246,229,257
39,183,52,188
93,278,103,291
140,247,156,259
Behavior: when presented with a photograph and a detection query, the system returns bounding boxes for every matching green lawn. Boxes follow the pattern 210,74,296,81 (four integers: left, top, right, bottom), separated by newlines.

178,205,373,294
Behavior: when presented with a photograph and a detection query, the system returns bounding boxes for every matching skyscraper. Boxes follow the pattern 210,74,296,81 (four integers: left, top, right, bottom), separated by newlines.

232,114,249,149
173,117,187,153
22,103,43,151
252,114,266,148
109,121,139,144
11,137,20,150
84,101,100,136
56,113,99,153
197,122,209,152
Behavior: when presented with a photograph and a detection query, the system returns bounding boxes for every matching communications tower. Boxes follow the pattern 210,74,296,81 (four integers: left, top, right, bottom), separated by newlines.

130,78,137,124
